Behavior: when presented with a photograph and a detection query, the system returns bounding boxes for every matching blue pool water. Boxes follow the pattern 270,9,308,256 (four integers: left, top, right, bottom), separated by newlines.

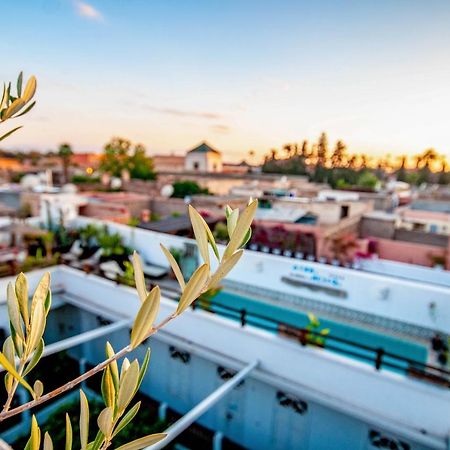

204,290,428,371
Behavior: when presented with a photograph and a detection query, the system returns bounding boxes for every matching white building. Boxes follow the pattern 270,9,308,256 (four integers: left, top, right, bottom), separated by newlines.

185,142,223,173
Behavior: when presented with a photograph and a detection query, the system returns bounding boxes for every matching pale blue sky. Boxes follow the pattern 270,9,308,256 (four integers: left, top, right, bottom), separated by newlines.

2,0,450,161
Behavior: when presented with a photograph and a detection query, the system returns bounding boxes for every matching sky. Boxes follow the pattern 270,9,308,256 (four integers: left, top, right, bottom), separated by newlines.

1,0,450,162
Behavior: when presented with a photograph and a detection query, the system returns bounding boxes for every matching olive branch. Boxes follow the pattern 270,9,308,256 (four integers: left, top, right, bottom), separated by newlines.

0,199,257,449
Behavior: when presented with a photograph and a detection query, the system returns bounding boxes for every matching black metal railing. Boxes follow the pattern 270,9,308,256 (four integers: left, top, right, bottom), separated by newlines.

192,297,450,388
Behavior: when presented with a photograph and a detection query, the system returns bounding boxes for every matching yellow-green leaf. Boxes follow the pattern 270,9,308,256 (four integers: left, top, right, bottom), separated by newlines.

117,360,139,413
130,286,160,349
207,250,243,290
160,244,185,290
223,200,257,260
0,351,34,396
43,432,53,450
97,406,113,436
197,213,220,260
7,282,24,339
188,205,209,265
22,75,37,103
15,272,29,327
101,366,116,408
31,272,50,320
115,433,167,450
105,342,119,391
120,358,130,379
79,390,89,450
65,414,72,450
135,348,150,394
27,302,46,356
3,337,15,393
227,208,239,238
3,97,25,119
132,252,147,303
30,415,41,450
176,263,209,315
112,402,140,437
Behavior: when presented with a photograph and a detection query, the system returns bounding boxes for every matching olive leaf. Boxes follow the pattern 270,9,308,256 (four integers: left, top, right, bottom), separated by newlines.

112,401,141,437
15,272,29,327
130,286,160,349
115,433,167,450
223,200,257,260
207,250,243,290
65,414,73,450
34,380,44,399
43,432,53,450
117,360,139,414
7,282,24,339
132,252,147,303
105,342,119,390
0,351,34,396
188,205,209,265
160,244,185,290
176,263,209,315
97,406,113,436
23,338,44,376
79,390,90,450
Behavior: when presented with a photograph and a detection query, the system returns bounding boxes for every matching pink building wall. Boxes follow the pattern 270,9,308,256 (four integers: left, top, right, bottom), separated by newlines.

374,238,449,269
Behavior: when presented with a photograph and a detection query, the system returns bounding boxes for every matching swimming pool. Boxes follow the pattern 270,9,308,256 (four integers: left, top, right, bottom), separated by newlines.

202,289,428,371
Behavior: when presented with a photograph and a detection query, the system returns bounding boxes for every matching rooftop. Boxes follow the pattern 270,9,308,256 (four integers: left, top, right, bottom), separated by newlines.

187,141,221,155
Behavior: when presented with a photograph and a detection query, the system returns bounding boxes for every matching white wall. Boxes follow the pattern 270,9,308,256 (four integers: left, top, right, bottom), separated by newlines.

71,217,450,334
31,267,450,448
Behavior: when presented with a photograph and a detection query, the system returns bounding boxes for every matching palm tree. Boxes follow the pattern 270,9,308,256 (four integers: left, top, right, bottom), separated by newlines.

58,143,73,184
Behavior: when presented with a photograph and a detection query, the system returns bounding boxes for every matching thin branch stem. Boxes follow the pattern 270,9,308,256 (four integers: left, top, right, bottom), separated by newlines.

0,312,177,422
2,358,26,413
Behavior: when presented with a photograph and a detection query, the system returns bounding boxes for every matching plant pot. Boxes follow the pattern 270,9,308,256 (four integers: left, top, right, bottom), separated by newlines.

294,252,304,259
272,248,282,255
249,243,259,251
261,246,270,253
283,250,293,258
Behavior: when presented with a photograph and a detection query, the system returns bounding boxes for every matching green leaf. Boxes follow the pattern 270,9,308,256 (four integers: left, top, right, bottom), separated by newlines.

196,214,220,260
79,390,90,450
130,286,160,349
132,252,147,303
225,205,233,219
207,250,243,290
23,338,44,376
90,431,105,450
65,414,73,450
17,71,23,97
0,126,23,142
3,337,15,393
117,360,139,414
135,348,150,394
188,205,209,265
115,433,167,450
240,227,252,248
15,272,29,327
0,351,34,396
176,263,209,315
222,200,257,261
14,100,36,118
112,401,141,437
160,244,185,290
44,289,52,315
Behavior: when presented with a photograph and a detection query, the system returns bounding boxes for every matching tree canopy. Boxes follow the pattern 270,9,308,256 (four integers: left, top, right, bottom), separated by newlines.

100,137,156,180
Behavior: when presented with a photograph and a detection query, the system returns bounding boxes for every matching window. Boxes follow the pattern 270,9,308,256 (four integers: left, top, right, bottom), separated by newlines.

193,162,199,170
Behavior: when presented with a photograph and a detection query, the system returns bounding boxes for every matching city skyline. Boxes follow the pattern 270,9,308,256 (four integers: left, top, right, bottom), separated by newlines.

2,0,450,162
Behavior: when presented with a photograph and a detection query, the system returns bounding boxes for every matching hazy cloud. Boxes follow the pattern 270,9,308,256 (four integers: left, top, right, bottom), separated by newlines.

144,106,222,120
74,1,103,21
210,124,231,133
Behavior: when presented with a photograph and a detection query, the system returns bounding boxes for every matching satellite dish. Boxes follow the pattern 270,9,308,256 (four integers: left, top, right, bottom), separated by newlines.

161,184,174,198
110,177,122,189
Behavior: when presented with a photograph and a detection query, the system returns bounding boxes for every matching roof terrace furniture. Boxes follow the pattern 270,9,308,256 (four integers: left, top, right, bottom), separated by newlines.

99,260,124,280
127,254,169,279
70,247,103,270
61,240,83,264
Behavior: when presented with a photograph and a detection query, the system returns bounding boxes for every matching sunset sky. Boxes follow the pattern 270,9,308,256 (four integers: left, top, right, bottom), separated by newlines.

2,0,450,162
